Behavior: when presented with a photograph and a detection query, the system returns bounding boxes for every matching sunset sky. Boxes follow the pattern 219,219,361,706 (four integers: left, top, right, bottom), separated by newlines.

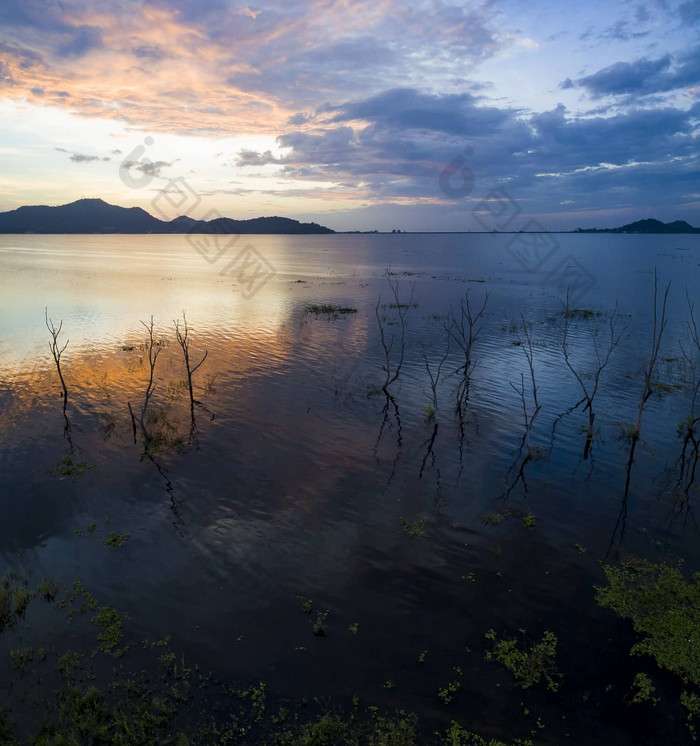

0,0,698,231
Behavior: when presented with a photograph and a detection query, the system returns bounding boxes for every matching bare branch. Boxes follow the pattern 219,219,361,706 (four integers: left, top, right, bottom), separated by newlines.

45,307,69,405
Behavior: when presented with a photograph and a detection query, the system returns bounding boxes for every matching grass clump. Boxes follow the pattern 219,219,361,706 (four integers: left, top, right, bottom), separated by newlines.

306,304,357,316
103,532,130,550
398,514,429,538
596,557,700,737
10,647,33,673
596,558,700,686
485,628,562,692
312,611,328,637
1,573,33,632
52,454,91,481
563,308,601,320
630,672,659,705
480,510,509,526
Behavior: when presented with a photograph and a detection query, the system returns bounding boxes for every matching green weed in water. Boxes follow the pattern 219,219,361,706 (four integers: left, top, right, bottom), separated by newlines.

485,629,562,692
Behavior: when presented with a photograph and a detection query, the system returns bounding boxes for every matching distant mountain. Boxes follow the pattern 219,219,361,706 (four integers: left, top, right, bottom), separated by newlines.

0,198,335,234
575,218,700,234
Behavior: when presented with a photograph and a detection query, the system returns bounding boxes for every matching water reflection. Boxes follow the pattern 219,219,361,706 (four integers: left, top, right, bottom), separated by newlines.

1,233,700,743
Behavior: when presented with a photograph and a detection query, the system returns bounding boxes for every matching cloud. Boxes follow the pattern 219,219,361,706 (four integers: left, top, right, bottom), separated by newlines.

576,46,700,98
323,87,513,137
0,0,511,137
55,147,111,163
70,153,101,163
235,149,279,166
121,159,174,177
678,0,700,24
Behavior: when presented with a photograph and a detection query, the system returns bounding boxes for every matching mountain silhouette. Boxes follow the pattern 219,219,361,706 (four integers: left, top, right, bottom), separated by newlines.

575,218,700,234
0,198,335,234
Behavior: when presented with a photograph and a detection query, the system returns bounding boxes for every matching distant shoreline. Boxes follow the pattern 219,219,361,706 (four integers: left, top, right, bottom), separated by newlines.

3,230,700,236
0,200,697,235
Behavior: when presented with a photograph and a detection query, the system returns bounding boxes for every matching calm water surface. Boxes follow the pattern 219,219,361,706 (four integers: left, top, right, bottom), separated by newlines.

1,233,700,743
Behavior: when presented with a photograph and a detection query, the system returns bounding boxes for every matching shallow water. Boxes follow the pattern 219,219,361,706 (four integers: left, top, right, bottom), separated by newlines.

1,232,700,743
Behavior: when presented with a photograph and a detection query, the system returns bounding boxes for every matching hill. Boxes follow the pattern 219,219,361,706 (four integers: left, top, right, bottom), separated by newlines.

0,198,335,234
575,218,700,234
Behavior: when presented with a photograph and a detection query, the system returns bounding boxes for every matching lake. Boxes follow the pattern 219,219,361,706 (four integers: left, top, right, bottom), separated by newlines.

1,232,700,744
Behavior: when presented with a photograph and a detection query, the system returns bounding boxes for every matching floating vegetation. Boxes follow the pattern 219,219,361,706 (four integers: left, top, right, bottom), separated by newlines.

485,629,562,692
297,596,313,614
103,532,130,550
50,453,91,481
38,578,59,602
651,380,683,398
630,672,659,705
10,646,33,673
312,610,328,636
59,580,130,658
522,514,536,530
596,559,700,685
305,304,357,316
563,307,603,319
398,514,429,537
480,510,509,526
0,573,33,633
596,558,700,736
438,667,463,705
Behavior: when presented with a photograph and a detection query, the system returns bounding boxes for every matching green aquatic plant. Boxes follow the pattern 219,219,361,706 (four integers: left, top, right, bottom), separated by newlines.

312,610,328,636
297,596,313,614
596,558,700,686
52,453,91,481
485,629,562,692
103,532,130,550
1,573,34,632
563,307,601,319
480,510,510,526
682,691,700,740
10,586,31,617
398,514,429,537
10,647,32,673
630,672,659,705
306,304,357,316
522,514,536,530
439,721,534,745
597,557,700,737
438,667,463,705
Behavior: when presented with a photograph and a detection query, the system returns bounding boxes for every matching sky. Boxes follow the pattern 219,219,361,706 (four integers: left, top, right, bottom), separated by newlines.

0,0,698,232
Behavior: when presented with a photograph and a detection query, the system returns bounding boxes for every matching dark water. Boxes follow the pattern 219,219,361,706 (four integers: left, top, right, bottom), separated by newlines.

1,232,700,743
